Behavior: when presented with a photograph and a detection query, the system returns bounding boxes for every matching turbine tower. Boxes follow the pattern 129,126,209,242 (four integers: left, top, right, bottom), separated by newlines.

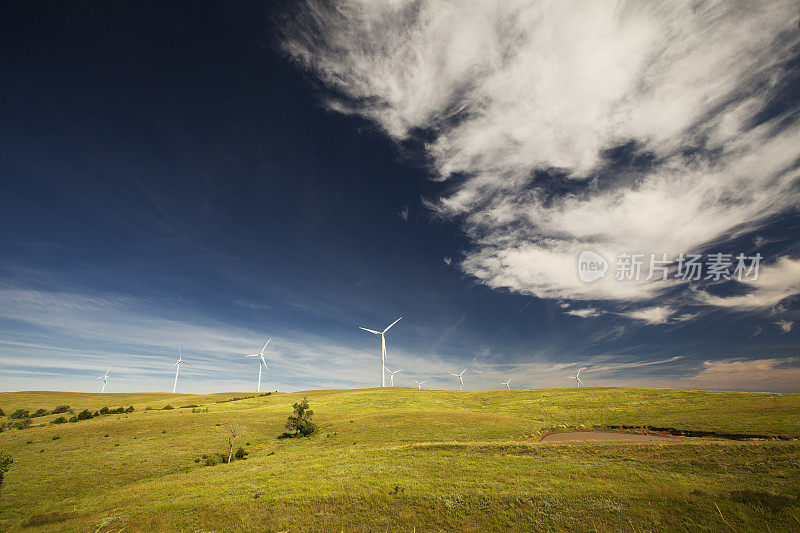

171,346,191,393
358,316,402,387
568,368,583,387
97,365,112,393
244,337,271,393
450,368,467,391
387,368,403,387
412,378,427,389
502,378,511,390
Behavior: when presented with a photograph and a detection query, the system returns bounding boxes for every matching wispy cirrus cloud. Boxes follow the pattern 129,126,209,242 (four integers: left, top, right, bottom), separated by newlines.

698,257,800,310
280,0,800,310
565,307,602,319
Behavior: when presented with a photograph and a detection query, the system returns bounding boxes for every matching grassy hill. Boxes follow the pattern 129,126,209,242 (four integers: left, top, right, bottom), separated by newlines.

1,387,799,531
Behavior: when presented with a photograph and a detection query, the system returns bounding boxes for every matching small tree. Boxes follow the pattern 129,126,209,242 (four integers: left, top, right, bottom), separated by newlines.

281,397,317,438
0,452,12,493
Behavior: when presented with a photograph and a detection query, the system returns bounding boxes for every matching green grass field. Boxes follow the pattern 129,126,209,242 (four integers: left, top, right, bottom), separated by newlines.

1,387,799,531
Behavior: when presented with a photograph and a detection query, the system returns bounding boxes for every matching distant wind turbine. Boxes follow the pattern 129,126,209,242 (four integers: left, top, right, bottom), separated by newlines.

568,368,583,387
244,337,271,392
358,316,402,387
97,365,112,393
450,368,467,391
412,378,427,389
387,368,403,387
502,378,511,390
171,346,191,393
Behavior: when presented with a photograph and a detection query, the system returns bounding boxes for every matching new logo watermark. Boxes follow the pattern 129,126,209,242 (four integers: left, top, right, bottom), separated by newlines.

577,251,761,283
578,251,608,283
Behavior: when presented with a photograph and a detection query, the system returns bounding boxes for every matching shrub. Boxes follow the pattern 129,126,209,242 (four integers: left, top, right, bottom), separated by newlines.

99,407,110,415
0,408,4,417
234,447,249,460
10,409,30,419
0,451,12,492
162,405,174,410
145,406,154,411
51,405,71,414
51,435,60,440
180,404,199,409
279,397,317,438
31,409,48,418
77,410,94,421
125,405,134,413
68,416,78,423
51,417,67,425
12,419,31,430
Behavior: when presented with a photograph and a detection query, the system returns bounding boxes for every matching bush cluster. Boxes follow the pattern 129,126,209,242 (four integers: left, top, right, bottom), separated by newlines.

162,405,174,410
51,405,71,414
0,408,5,417
11,419,31,430
10,409,30,420
31,409,49,418
194,447,249,466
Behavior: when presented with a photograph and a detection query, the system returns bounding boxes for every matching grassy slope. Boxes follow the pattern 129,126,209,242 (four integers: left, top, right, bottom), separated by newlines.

0,387,799,532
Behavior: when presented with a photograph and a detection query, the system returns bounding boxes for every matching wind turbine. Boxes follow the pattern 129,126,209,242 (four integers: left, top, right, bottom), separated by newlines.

412,378,427,389
568,368,584,387
502,378,511,390
358,316,402,387
244,337,271,392
450,368,467,391
387,368,403,387
171,346,191,393
97,365,112,393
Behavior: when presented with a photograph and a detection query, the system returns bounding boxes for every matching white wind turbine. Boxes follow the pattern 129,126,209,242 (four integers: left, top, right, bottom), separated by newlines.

412,378,427,389
568,368,584,387
387,368,403,387
244,337,271,393
171,346,191,393
502,378,511,390
97,365,112,393
358,316,402,387
450,368,467,391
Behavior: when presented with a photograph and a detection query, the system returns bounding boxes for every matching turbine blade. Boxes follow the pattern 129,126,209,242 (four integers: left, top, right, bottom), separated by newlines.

261,337,272,353
382,316,402,334
359,327,381,335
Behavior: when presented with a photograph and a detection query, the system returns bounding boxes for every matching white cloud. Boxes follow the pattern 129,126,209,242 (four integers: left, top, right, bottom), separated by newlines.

686,358,800,392
776,320,794,334
565,307,602,319
281,0,800,303
698,257,800,310
619,305,674,325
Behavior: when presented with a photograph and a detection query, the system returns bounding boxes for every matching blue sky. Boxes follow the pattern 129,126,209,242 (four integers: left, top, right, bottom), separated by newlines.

1,1,799,394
